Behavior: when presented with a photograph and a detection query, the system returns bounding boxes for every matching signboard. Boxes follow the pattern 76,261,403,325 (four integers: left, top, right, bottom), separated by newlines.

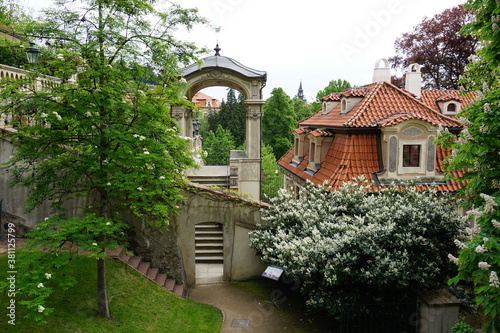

261,265,284,281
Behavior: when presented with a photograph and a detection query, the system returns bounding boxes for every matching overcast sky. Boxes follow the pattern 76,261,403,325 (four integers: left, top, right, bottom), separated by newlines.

28,0,466,102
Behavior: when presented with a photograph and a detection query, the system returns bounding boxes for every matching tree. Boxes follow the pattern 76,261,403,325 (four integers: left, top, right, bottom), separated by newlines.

0,0,207,322
262,88,295,158
292,97,313,123
0,0,32,31
250,178,465,317
389,5,478,90
435,1,500,331
217,88,246,147
260,144,283,200
310,79,351,113
203,124,236,165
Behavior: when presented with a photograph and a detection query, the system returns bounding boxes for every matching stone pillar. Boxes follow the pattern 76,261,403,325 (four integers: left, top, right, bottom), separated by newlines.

171,105,193,139
416,289,461,333
241,100,265,199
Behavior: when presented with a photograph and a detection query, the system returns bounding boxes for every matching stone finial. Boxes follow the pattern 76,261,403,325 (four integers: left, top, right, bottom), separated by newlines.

214,43,221,56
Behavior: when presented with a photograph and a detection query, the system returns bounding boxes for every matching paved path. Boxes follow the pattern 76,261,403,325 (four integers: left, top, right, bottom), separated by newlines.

189,283,292,333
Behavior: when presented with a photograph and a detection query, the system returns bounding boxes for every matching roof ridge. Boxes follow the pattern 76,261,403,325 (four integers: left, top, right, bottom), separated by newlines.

385,82,462,127
344,82,384,127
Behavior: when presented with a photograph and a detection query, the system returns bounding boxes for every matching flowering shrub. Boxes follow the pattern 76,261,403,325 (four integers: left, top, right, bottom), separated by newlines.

250,178,466,316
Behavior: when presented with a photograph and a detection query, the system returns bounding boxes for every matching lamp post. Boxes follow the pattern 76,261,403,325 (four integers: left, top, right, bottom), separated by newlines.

192,118,200,137
25,42,40,64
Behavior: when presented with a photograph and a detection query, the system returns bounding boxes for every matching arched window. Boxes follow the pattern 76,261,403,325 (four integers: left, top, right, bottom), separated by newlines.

447,103,457,113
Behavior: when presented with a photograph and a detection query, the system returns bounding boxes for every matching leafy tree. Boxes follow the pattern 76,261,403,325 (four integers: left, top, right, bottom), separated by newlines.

217,88,246,147
310,79,351,112
203,124,236,165
250,178,465,317
0,0,32,31
389,5,478,90
292,97,313,122
263,87,295,158
435,1,500,331
0,39,29,68
260,144,283,200
0,0,207,322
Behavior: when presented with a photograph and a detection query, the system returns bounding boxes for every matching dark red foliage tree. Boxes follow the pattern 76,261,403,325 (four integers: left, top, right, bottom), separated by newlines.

389,5,478,90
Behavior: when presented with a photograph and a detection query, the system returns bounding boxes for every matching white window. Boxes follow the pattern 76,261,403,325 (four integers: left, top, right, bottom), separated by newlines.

398,140,426,174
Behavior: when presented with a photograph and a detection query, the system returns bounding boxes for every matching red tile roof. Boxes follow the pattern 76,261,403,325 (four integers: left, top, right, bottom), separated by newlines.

281,82,476,193
192,91,220,108
278,133,381,191
421,90,477,110
301,82,462,129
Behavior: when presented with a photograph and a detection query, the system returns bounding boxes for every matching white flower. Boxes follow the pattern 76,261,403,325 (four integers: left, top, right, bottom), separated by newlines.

57,54,64,60
92,243,98,246
40,112,48,118
139,135,146,141
137,187,142,191
84,111,92,117
52,111,62,121
37,283,44,288
492,220,500,229
45,273,52,279
107,182,111,186
475,245,487,253
44,217,49,221
448,254,459,265
38,305,45,313
159,176,165,180
480,193,497,214
478,261,491,270
454,239,467,249
179,78,187,84
106,222,111,226
143,151,150,155
490,271,499,288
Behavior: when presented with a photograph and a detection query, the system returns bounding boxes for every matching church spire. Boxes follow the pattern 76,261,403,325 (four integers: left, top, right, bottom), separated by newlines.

297,80,305,101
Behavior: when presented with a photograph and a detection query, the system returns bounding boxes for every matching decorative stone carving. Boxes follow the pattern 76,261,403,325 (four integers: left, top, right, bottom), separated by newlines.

403,127,423,137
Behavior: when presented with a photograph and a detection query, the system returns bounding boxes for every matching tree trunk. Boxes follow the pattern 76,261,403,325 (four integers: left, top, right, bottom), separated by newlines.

97,257,110,317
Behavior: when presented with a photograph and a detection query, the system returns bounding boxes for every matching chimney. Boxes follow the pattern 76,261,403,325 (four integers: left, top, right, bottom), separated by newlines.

372,58,391,83
405,63,422,99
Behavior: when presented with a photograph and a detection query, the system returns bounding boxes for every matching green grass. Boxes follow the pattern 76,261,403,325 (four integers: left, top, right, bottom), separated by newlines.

0,254,222,332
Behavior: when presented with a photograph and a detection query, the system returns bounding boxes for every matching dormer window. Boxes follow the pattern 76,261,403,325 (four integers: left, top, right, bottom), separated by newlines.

341,99,347,114
440,101,461,115
207,100,212,107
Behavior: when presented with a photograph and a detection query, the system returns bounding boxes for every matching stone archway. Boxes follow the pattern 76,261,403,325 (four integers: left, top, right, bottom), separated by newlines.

172,45,267,199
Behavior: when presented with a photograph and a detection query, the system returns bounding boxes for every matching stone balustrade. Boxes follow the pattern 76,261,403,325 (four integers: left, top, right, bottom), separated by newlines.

0,63,61,127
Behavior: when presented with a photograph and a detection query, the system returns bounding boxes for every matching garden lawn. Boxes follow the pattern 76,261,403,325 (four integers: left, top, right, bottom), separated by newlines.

0,254,222,333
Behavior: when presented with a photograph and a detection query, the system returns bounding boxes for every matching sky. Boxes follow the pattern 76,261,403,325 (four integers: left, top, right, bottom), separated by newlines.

27,0,466,102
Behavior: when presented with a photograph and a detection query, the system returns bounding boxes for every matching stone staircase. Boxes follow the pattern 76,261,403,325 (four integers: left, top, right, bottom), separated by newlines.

195,223,224,264
107,245,185,298
187,166,230,188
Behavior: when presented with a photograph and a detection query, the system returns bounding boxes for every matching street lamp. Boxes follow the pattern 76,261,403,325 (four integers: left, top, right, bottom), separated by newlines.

193,119,200,136
25,42,41,64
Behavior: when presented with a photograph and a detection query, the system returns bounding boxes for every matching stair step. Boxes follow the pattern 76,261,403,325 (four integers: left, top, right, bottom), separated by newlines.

128,256,141,269
173,285,184,298
147,267,159,280
195,230,223,235
156,273,167,286
164,279,175,291
138,261,150,275
119,252,131,263
195,236,223,242
195,223,222,229
106,245,124,257
195,249,224,255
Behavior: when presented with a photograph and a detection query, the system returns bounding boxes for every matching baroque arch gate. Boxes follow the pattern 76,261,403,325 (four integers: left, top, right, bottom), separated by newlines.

171,45,267,199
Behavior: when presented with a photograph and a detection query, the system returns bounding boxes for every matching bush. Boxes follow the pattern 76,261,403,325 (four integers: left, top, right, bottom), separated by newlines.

250,178,466,316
